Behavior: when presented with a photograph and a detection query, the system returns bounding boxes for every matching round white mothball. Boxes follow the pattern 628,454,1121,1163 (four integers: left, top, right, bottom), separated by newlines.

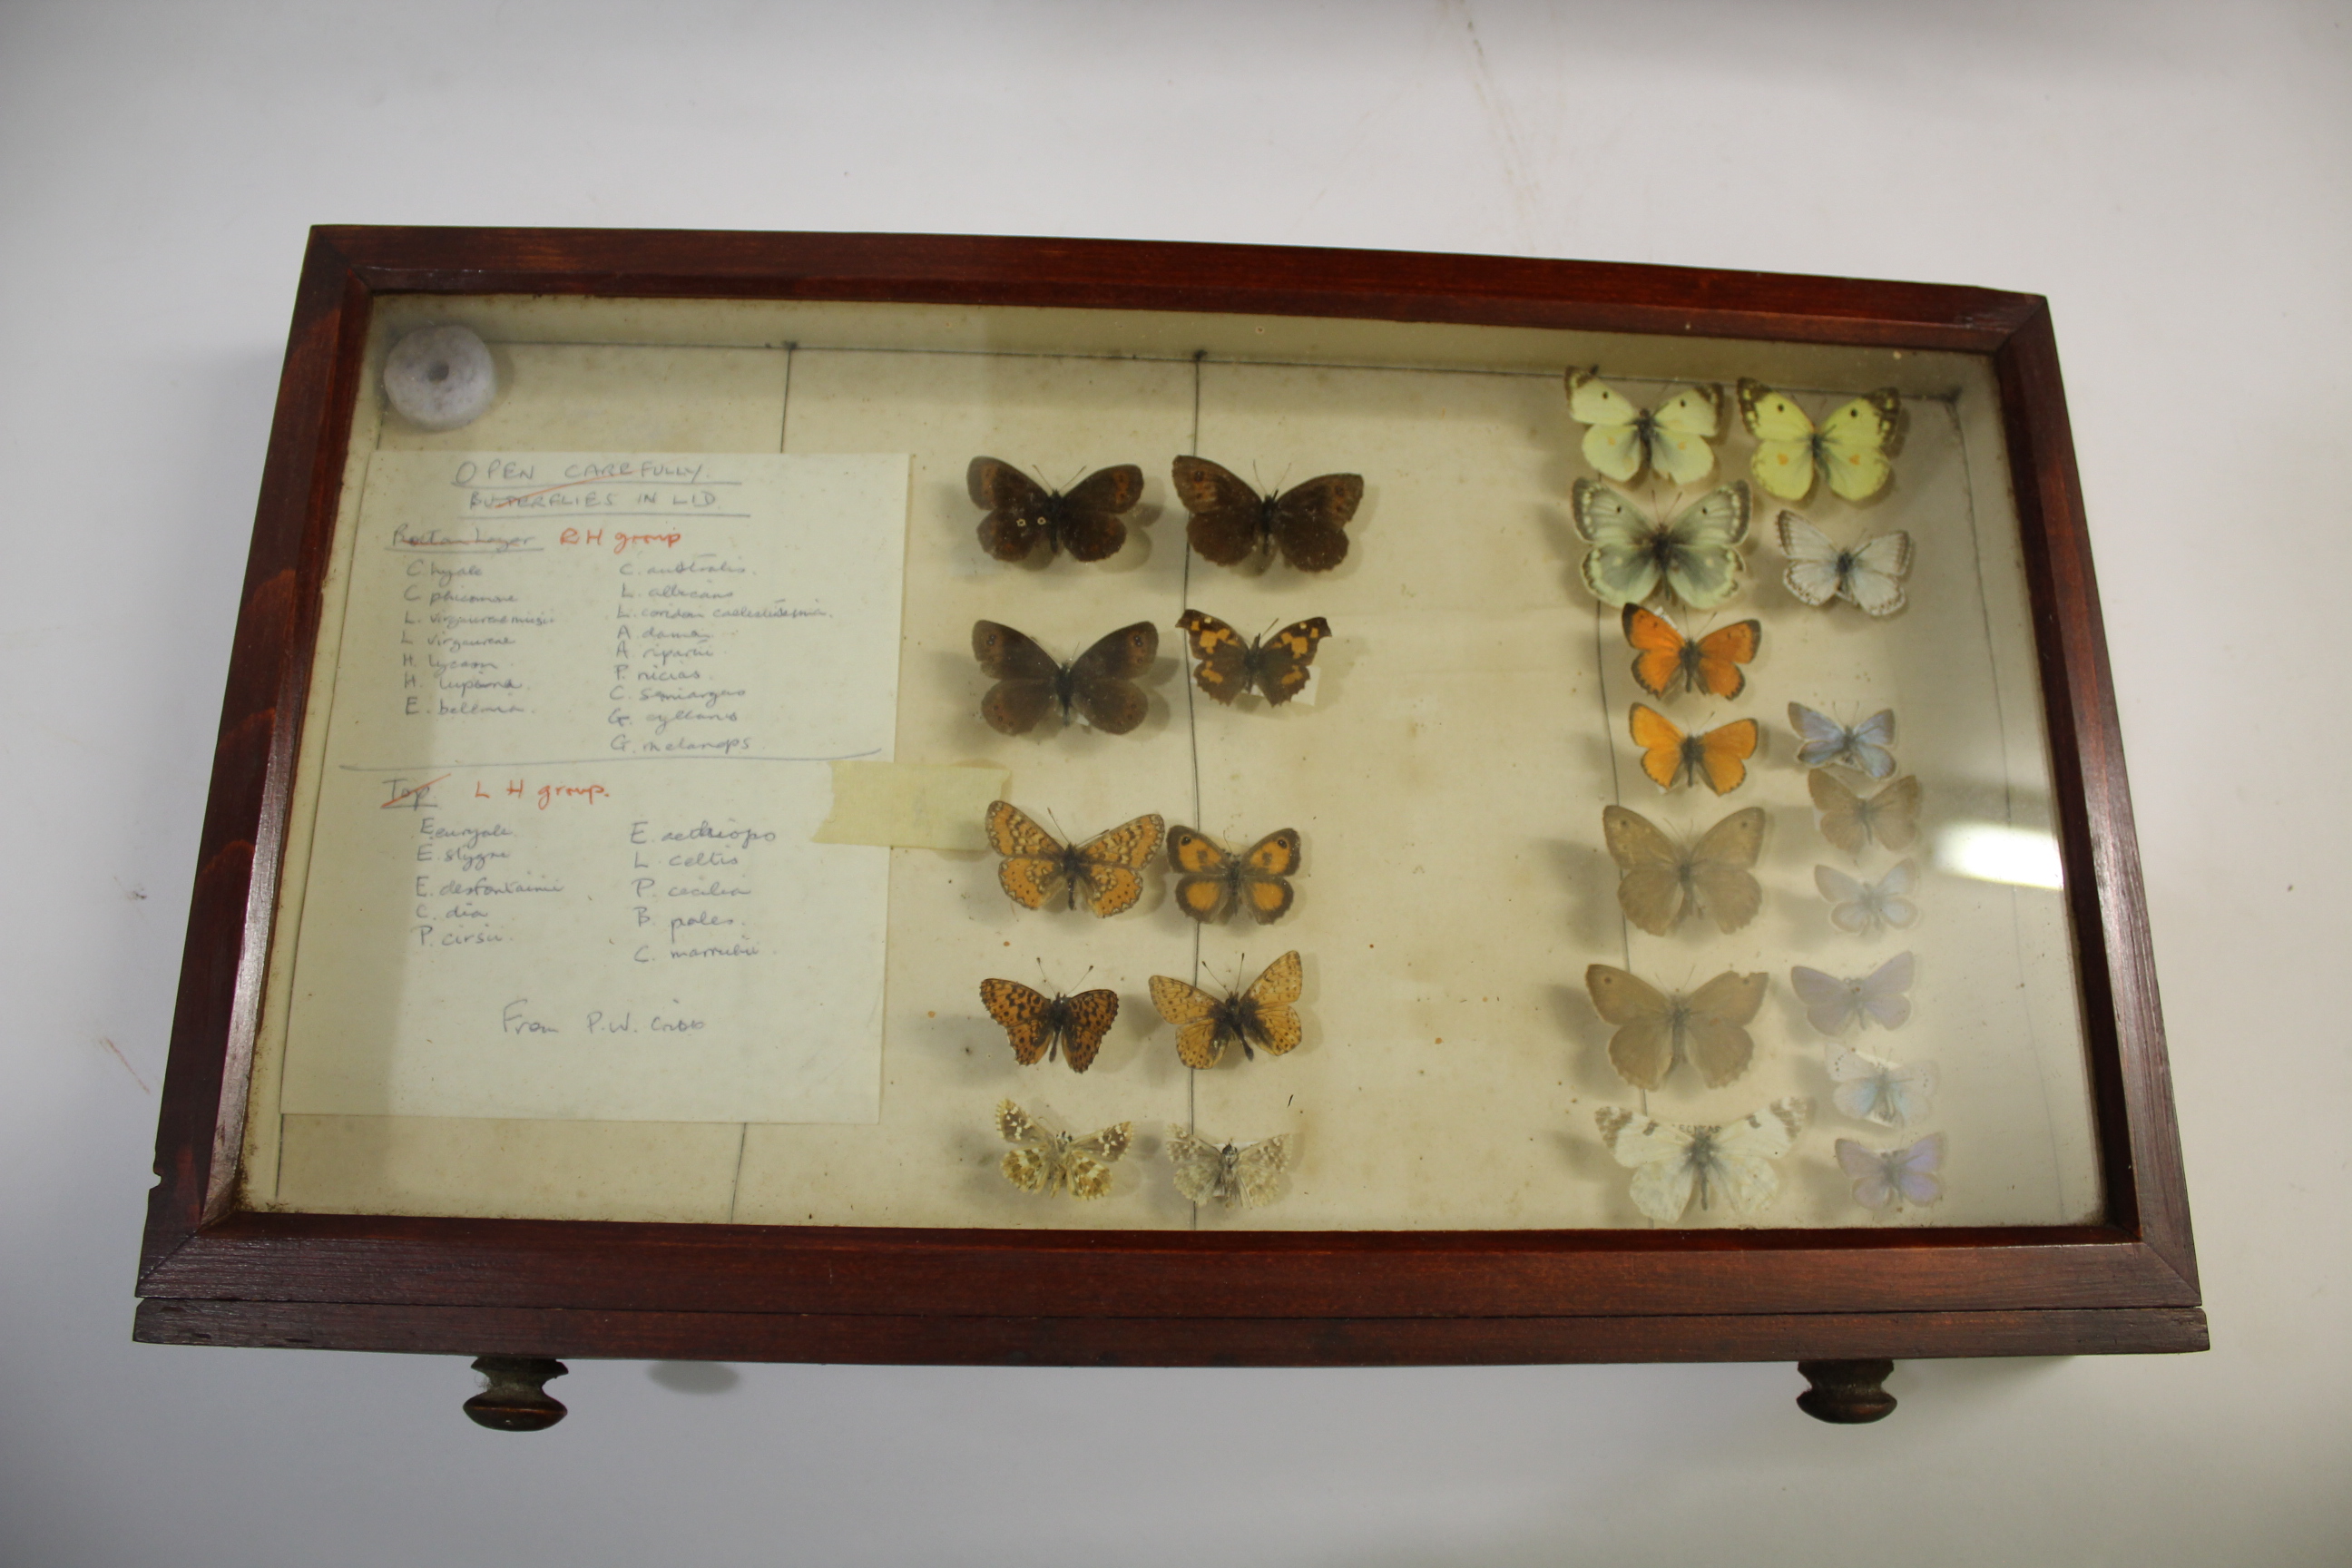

382,324,496,430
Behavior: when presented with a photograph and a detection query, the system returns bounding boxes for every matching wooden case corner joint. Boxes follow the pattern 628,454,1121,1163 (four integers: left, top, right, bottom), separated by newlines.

463,1356,569,1432
1795,1358,1896,1424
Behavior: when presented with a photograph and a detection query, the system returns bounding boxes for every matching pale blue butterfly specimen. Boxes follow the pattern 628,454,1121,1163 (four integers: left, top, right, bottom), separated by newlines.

1788,702,1897,778
1573,478,1750,610
1776,513,1913,615
1836,1133,1945,1212
1825,1044,1938,1128
1814,858,1920,936
1791,951,1915,1035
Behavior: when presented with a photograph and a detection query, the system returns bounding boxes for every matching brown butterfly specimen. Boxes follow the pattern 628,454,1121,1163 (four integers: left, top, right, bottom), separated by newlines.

995,1099,1132,1198
1148,951,1305,1068
1602,804,1766,936
1167,826,1301,925
978,978,1120,1072
967,457,1143,563
1809,770,1924,856
972,621,1158,736
1171,456,1362,572
985,800,1166,916
1175,610,1331,706
1629,702,1759,794
1622,604,1761,701
1585,965,1769,1091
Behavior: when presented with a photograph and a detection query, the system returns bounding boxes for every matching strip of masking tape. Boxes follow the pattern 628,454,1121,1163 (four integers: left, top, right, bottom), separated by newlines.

812,761,1009,850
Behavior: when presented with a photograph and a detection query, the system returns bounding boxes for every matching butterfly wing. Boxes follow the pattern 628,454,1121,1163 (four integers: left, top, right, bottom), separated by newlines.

1775,512,1845,606
968,457,1055,562
1871,858,1922,931
1175,609,1253,704
1061,1121,1132,1199
995,1097,1054,1191
1240,950,1305,1056
1165,1126,1221,1205
1602,804,1688,936
1167,826,1239,924
1826,1044,1892,1123
1843,709,1898,779
1647,384,1722,485
1856,951,1916,1030
1054,464,1143,562
1622,604,1694,700
985,799,1071,909
1686,805,1767,934
1835,1137,1896,1210
972,621,1065,736
1064,621,1158,735
1891,1132,1945,1204
1267,474,1362,573
1236,828,1302,925
1861,775,1925,851
1070,812,1166,917
1815,390,1901,502
1790,964,1859,1034
1233,1135,1291,1208
1628,702,1691,790
979,978,1056,1066
1788,702,1848,770
1171,456,1266,565
1815,864,1876,935
1250,617,1330,705
1058,988,1120,1073
1706,1097,1809,1213
1808,769,1868,856
1659,485,1750,611
1681,969,1767,1088
1740,381,1821,500
1566,369,1648,483
1841,531,1914,615
1574,479,1663,606
1693,719,1759,795
1690,620,1760,700
1149,975,1228,1069
1596,1109,1702,1222
1586,964,1675,1091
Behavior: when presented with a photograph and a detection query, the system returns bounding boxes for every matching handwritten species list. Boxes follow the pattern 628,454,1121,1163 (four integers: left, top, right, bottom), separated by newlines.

279,453,911,1123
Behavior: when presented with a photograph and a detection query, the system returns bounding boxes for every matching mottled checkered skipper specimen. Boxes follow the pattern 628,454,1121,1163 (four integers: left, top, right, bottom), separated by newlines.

1165,1126,1290,1209
995,1099,1131,1200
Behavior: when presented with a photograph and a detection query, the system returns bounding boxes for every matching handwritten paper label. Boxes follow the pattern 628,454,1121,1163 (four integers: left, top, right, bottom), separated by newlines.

279,452,911,1122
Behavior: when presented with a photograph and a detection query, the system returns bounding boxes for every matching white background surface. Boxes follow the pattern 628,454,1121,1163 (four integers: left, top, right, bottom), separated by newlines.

2,2,2344,1563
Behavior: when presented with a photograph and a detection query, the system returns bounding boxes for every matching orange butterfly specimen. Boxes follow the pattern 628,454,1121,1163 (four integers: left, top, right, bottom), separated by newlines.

1622,604,1760,701
1628,703,1759,794
978,978,1120,1072
1167,827,1301,925
985,800,1166,916
1148,951,1305,1068
1175,610,1330,706
1171,457,1362,572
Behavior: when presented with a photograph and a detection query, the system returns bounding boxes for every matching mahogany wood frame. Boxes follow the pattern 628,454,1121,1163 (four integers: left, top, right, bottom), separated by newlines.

135,228,2202,1371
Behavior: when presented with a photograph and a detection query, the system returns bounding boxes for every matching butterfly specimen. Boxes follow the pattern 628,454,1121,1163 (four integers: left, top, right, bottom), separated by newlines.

1175,609,1330,706
1791,951,1916,1035
1777,514,1914,615
971,621,1159,737
1167,826,1301,925
1564,369,1721,486
1629,703,1759,795
1147,951,1305,1069
1165,1126,1292,1209
978,977,1120,1073
1584,965,1769,1091
984,801,1166,917
1836,1133,1945,1212
1736,380,1901,503
1602,804,1766,936
1788,703,1897,779
1170,456,1362,572
1595,1097,1811,1223
967,456,1143,563
1826,1044,1939,1129
1815,859,1920,936
1573,479,1751,610
995,1099,1132,1199
1622,604,1760,701
1808,770,1924,855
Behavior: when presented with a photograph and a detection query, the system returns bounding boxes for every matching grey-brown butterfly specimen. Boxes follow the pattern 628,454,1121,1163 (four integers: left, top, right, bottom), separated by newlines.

1165,1126,1291,1209
1171,456,1362,572
1602,804,1766,936
995,1099,1132,1199
1584,965,1769,1091
1808,769,1924,856
968,457,1143,563
972,621,1158,735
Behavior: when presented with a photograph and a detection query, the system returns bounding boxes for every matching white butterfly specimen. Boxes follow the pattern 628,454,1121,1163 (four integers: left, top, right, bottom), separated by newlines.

1737,380,1901,502
995,1099,1132,1199
1836,1133,1945,1212
1565,369,1721,486
1165,1126,1291,1209
1573,479,1750,610
1825,1044,1938,1128
1814,860,1921,936
1777,514,1914,615
1788,702,1897,779
1595,1098,1811,1223
1791,952,1916,1035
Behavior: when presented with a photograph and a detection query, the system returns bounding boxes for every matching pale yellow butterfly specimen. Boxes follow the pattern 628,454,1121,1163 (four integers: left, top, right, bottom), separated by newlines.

1165,1126,1292,1209
1737,379,1901,503
995,1099,1132,1199
1602,804,1766,936
1584,965,1769,1091
1595,1098,1811,1222
1565,369,1722,485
